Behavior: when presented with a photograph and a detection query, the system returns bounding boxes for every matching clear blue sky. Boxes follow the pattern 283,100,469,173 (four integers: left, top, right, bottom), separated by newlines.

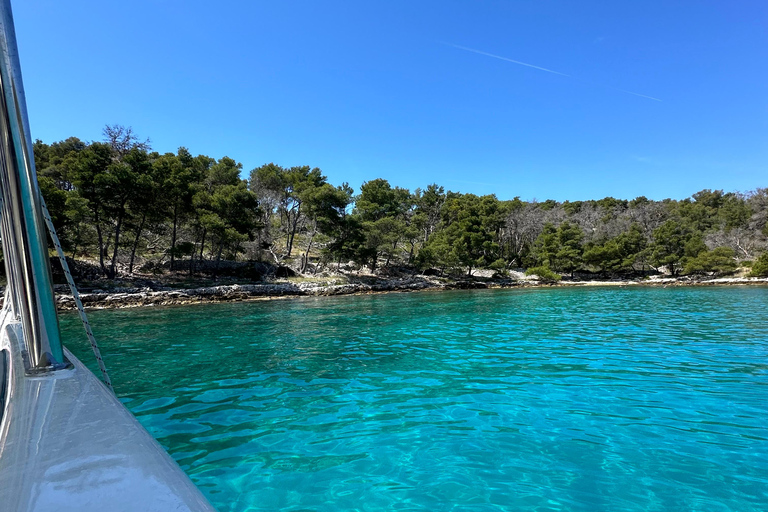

13,0,768,202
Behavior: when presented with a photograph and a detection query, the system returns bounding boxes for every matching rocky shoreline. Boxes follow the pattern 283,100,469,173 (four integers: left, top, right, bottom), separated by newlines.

51,275,768,311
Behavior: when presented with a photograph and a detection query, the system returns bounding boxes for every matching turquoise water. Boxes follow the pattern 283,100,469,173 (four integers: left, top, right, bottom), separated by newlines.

62,287,768,512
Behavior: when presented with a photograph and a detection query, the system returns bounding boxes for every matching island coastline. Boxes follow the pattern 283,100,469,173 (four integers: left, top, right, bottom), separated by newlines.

51,274,768,311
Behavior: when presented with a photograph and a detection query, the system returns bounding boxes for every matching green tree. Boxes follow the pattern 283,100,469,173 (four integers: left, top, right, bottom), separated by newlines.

122,149,159,274
532,223,559,269
525,265,561,283
194,157,260,277
356,178,410,222
683,247,737,275
413,184,446,242
157,148,206,271
676,189,725,233
554,221,584,277
748,253,768,277
422,193,499,275
62,126,156,278
67,141,146,278
355,179,412,269
615,224,648,272
531,221,585,276
718,193,751,230
34,137,89,254
584,225,649,275
583,240,621,275
322,185,366,269
249,163,327,259
299,183,354,272
649,220,704,276
34,136,87,191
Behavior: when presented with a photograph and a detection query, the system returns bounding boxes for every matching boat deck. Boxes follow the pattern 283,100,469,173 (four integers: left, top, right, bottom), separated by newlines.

0,307,215,512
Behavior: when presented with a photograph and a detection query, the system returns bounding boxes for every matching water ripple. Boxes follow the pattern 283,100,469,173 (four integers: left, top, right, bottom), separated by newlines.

63,286,768,512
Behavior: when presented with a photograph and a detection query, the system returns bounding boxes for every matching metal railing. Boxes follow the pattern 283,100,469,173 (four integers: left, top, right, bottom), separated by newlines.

0,0,64,368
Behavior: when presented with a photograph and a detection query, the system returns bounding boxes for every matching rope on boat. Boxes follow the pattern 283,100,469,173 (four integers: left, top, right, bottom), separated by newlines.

39,196,114,393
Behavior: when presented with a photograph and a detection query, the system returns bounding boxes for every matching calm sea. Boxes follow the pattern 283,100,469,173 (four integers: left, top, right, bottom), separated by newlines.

62,286,768,512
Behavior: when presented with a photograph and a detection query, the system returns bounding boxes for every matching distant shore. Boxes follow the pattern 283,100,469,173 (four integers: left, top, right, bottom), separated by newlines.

52,274,768,311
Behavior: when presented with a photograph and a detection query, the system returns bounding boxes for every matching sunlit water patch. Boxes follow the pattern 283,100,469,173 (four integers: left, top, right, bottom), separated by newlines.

62,286,768,512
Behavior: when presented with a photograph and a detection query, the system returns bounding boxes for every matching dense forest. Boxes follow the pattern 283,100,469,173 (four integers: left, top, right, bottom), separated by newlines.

33,126,768,281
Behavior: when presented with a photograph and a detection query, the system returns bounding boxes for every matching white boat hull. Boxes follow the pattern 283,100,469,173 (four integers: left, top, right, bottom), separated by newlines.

0,307,216,512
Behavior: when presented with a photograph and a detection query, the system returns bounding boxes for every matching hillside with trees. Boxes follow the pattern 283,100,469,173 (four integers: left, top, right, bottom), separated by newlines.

30,126,768,282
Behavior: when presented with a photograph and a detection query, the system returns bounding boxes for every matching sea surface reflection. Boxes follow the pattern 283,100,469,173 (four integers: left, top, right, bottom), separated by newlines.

63,286,768,512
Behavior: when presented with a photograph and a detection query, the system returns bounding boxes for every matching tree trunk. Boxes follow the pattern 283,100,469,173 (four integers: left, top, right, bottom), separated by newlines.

301,224,316,273
287,203,301,257
108,209,126,279
128,212,147,274
94,212,108,277
170,204,178,271
187,238,196,276
212,242,224,281
70,226,85,261
198,228,206,268
385,239,398,267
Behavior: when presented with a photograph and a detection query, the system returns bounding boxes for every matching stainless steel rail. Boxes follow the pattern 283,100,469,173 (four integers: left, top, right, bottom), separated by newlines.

0,4,217,510
0,0,63,368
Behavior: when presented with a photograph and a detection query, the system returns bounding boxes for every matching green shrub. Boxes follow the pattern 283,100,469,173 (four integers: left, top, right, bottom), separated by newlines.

488,258,507,271
748,253,768,277
526,266,561,283
170,241,195,258
683,247,737,275
488,258,509,277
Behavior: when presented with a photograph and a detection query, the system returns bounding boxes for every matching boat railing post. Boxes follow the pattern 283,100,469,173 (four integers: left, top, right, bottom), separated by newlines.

0,0,64,368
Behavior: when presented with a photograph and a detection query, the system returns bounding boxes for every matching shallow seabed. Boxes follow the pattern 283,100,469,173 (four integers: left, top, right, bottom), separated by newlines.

63,286,768,512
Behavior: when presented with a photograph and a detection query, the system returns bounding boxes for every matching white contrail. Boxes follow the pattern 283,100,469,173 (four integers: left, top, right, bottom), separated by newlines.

443,42,571,77
442,42,662,102
596,83,662,102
